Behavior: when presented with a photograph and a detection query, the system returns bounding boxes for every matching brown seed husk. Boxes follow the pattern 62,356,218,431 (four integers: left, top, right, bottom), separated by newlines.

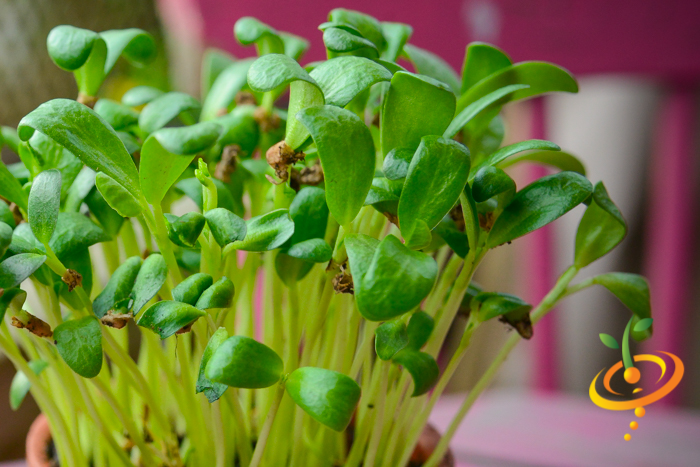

254,107,282,133
176,322,194,335
235,91,256,106
11,313,53,338
332,263,354,295
478,211,496,232
100,312,132,329
499,313,534,340
61,269,83,292
265,140,305,183
449,205,465,232
215,144,240,183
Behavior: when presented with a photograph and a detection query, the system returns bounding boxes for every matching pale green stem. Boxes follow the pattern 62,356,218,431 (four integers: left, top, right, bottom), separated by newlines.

249,381,286,467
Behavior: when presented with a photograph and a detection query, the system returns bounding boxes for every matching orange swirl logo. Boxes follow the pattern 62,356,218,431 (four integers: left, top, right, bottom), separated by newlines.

590,317,684,441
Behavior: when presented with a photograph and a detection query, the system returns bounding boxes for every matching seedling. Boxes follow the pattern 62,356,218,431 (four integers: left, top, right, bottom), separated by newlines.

0,9,652,467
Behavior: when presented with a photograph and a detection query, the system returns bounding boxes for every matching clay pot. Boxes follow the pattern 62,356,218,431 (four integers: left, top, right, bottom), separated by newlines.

26,413,453,466
26,414,52,467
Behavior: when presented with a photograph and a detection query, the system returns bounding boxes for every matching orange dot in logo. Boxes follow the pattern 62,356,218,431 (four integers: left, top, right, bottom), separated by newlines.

635,407,646,418
624,434,631,441
630,421,638,430
624,367,641,384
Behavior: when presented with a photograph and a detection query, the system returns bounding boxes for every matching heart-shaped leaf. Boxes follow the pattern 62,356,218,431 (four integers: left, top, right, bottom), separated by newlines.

309,57,392,107
229,209,294,252
93,99,139,131
296,105,374,226
375,320,409,360
574,182,626,268
406,311,434,350
164,213,206,248
18,99,142,197
591,273,651,342
196,328,229,402
206,336,283,388
27,169,62,245
0,254,47,289
381,71,455,157
9,360,48,410
172,273,213,306
130,254,167,315
599,333,619,349
460,42,512,93
195,277,235,310
200,59,255,121
349,234,437,321
487,172,592,248
54,316,103,378
285,366,361,432
398,136,470,249
93,256,142,318
138,92,201,134
140,122,221,204
392,349,439,396
402,43,460,94
121,85,165,107
205,208,247,247
137,301,206,339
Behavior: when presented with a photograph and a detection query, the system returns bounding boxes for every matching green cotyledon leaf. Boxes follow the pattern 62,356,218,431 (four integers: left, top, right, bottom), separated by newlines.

391,349,439,397
140,122,221,204
164,213,206,249
380,22,412,62
398,136,470,250
234,17,284,54
130,254,167,315
0,222,12,258
206,336,283,388
46,25,98,70
195,277,235,310
284,238,332,263
95,172,142,217
381,71,456,157
18,99,141,198
205,208,247,247
497,150,586,176
590,273,652,342
487,171,592,248
574,182,627,268
172,273,213,306
329,8,385,49
9,359,49,410
375,320,409,361
471,166,516,203
196,327,229,402
402,43,461,95
469,139,561,180
309,56,392,107
0,161,28,211
227,209,294,252
296,105,374,227
322,28,378,57
54,316,103,378
347,234,437,321
93,256,142,319
137,301,206,339
285,366,361,432
460,42,512,94
93,99,139,131
121,85,165,107
406,311,434,350
0,254,47,289
200,59,255,122
138,92,201,134
27,169,61,245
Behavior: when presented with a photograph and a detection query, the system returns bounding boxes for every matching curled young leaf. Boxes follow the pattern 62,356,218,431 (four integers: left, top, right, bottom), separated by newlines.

93,256,143,319
322,28,378,56
375,320,409,360
234,17,284,53
392,349,439,397
164,213,206,248
196,328,229,402
309,56,392,107
205,208,247,247
591,273,652,342
172,273,214,306
28,169,62,245
206,336,283,388
574,182,627,268
46,25,99,70
195,277,235,310
137,301,206,339
130,254,167,315
471,166,516,203
285,366,361,432
54,316,103,378
296,105,374,226
487,172,593,248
